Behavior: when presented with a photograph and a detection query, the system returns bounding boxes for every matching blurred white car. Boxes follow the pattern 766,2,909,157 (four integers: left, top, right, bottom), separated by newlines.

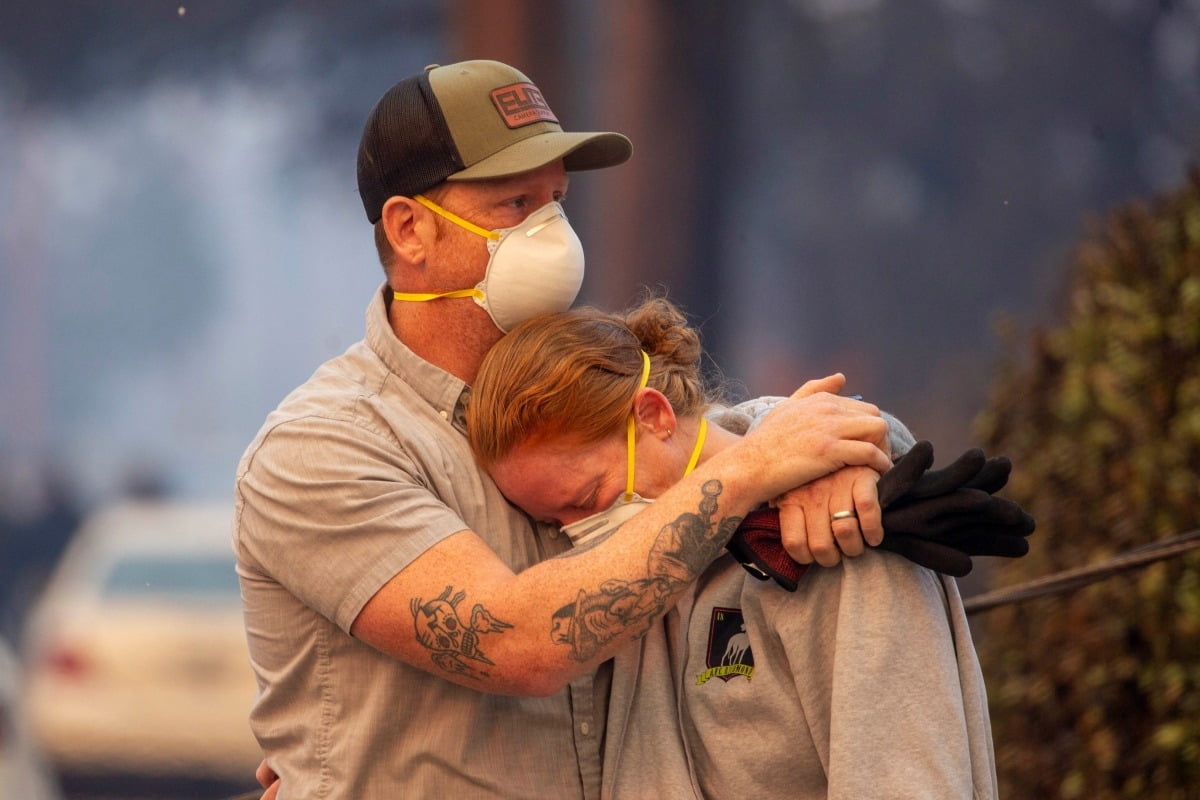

0,636,61,800
23,500,262,780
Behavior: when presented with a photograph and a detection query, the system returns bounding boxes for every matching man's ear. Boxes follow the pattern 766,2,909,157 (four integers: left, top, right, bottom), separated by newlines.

380,196,433,265
633,388,677,440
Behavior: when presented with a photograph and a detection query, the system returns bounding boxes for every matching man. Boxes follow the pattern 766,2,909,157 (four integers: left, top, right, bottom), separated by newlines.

234,60,891,799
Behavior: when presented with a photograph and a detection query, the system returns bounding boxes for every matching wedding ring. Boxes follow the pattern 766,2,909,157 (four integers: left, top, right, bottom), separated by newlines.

830,510,858,522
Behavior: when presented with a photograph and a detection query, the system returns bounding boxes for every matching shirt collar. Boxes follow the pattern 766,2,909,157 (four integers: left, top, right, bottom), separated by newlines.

365,284,471,432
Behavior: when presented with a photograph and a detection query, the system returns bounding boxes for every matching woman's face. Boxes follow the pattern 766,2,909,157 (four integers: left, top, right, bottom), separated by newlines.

487,429,680,527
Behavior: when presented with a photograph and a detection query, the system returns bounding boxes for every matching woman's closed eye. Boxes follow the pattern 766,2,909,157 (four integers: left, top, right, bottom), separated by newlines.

571,488,600,514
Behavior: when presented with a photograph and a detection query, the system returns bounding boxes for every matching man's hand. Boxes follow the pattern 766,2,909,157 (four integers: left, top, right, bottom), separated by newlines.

772,466,883,567
738,374,891,504
726,441,1036,587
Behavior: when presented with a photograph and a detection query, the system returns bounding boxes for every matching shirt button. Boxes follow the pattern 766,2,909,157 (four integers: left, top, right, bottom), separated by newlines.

580,722,591,736
548,528,559,539
439,409,448,419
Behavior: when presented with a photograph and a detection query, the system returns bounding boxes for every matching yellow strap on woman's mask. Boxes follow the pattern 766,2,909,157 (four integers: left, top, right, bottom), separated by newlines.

625,350,652,502
684,417,707,477
623,350,707,500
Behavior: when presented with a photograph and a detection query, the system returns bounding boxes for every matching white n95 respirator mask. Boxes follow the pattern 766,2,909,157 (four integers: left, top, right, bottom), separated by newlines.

393,196,585,333
561,493,654,548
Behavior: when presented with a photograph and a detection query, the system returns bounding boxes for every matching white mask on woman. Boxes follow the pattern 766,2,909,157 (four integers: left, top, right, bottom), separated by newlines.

393,196,585,333
561,492,654,548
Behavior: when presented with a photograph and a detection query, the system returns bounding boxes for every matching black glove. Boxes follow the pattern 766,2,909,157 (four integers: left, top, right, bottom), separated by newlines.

726,441,1036,589
875,441,1034,575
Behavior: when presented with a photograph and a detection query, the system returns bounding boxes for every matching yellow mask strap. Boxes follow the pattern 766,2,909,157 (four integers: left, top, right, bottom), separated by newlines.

393,288,484,303
625,350,652,502
413,194,501,241
683,417,707,477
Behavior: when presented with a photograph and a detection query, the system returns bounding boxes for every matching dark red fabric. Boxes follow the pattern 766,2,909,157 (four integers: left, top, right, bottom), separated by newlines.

731,507,809,587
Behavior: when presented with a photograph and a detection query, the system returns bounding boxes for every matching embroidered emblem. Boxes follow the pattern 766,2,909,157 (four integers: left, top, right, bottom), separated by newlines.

695,606,754,684
491,82,559,128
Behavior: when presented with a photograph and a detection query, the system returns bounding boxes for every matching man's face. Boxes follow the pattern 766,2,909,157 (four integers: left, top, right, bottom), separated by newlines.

487,429,680,528
422,160,570,289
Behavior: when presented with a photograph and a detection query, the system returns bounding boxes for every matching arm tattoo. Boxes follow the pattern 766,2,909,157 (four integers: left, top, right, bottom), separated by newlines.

550,479,742,662
411,585,513,680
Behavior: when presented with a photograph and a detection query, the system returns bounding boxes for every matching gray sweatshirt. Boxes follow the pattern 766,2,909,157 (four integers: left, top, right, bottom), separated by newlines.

596,401,999,798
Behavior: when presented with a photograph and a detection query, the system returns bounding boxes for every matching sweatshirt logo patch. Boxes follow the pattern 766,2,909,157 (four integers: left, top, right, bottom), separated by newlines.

491,82,559,128
696,606,754,684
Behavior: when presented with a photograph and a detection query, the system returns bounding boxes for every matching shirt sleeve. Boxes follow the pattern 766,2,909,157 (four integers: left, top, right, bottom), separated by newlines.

234,413,470,632
881,409,917,456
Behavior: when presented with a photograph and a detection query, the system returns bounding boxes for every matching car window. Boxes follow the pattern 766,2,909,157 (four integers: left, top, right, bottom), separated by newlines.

102,555,240,600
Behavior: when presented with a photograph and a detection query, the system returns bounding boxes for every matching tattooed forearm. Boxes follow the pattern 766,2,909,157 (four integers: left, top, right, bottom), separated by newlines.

411,585,513,679
647,479,743,582
551,480,743,662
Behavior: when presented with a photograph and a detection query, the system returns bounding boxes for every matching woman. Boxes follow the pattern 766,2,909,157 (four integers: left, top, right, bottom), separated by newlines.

466,297,998,799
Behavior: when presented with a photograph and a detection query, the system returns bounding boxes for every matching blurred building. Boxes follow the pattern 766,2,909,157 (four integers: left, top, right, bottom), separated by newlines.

0,0,1196,515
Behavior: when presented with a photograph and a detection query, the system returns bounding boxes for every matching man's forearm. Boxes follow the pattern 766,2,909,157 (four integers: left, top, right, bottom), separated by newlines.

474,451,769,695
353,385,890,696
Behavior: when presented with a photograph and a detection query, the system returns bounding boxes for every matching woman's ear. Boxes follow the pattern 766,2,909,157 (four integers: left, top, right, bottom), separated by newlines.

633,388,677,441
380,196,432,266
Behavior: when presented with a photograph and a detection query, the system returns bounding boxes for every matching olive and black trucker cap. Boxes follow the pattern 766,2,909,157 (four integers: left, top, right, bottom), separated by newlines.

356,60,633,223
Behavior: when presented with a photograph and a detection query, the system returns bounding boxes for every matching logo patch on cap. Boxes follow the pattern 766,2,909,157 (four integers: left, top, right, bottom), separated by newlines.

491,82,559,129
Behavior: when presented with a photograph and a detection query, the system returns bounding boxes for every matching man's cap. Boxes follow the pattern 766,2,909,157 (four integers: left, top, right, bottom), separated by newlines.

357,60,633,223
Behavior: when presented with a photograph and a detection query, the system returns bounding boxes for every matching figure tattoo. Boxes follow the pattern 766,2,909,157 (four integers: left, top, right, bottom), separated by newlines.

551,480,742,662
411,586,513,679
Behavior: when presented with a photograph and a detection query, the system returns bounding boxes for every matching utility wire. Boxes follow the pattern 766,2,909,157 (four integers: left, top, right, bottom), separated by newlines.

964,528,1200,615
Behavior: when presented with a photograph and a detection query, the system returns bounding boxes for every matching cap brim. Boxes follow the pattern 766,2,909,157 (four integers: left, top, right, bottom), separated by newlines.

448,131,632,182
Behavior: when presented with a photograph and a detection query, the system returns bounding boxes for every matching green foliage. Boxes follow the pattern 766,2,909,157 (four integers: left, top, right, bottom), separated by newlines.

975,170,1200,799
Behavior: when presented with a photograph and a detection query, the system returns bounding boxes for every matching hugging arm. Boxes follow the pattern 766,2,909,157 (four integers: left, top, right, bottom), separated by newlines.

350,379,891,696
732,404,916,567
